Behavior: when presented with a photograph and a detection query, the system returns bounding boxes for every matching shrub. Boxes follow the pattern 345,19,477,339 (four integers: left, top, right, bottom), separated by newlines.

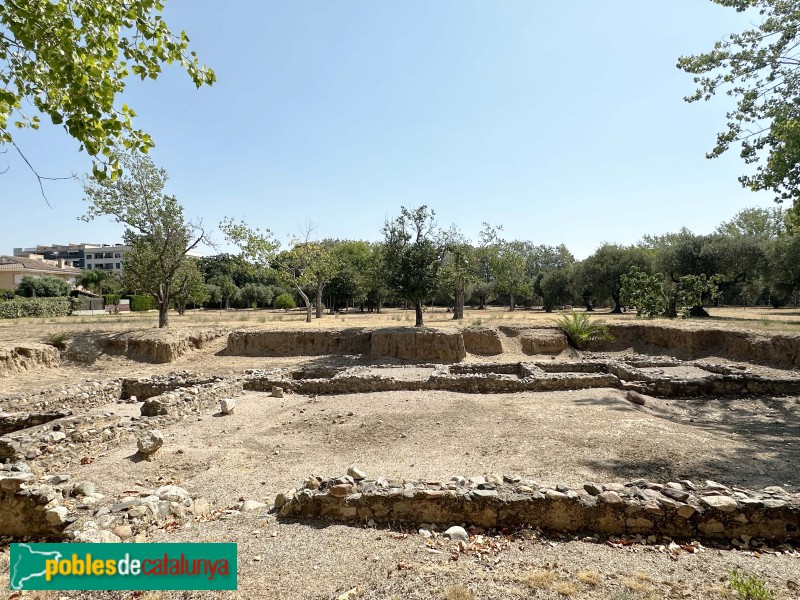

556,312,612,350
44,332,69,350
103,294,121,306
16,276,72,298
274,293,296,311
127,295,156,311
728,570,775,600
0,297,73,319
0,288,15,301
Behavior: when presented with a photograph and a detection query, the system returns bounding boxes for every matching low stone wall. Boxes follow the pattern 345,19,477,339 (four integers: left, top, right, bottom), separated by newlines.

370,329,466,363
121,372,223,400
0,471,66,537
100,327,228,363
0,380,122,414
605,323,800,368
0,343,60,377
278,474,800,543
0,410,71,435
226,329,371,357
462,328,503,355
519,330,569,355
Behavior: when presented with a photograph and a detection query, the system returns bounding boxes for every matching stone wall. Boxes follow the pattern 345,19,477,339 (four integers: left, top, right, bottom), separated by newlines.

0,380,122,414
226,329,371,357
519,330,569,355
461,328,503,355
0,343,60,377
605,323,800,368
121,372,224,400
278,474,800,543
100,327,228,363
0,471,66,537
370,329,466,362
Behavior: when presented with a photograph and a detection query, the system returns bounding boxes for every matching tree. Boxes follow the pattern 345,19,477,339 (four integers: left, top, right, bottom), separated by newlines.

16,275,71,297
438,226,477,320
83,151,209,328
207,275,238,310
538,269,573,312
575,245,650,313
76,269,107,294
678,0,800,213
382,206,442,327
0,0,214,182
240,283,274,309
492,240,531,311
716,206,786,238
172,260,208,315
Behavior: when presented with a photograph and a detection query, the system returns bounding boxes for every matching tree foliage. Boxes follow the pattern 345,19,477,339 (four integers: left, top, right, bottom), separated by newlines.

15,275,71,297
0,0,214,180
678,0,800,211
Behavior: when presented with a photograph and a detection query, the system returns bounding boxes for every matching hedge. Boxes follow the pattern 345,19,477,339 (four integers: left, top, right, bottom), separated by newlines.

103,294,121,306
0,297,75,319
127,295,156,311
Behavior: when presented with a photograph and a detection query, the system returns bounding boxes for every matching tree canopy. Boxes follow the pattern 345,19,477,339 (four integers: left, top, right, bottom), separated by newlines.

0,0,214,180
678,0,800,212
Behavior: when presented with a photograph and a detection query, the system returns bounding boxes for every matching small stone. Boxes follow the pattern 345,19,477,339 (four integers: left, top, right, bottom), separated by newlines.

599,491,624,505
73,481,96,497
137,430,163,457
347,465,366,481
241,500,268,512
444,526,468,542
303,476,320,490
271,386,284,398
701,495,738,512
626,390,646,406
763,486,788,495
45,506,69,526
113,525,133,539
584,483,603,496
329,484,353,497
274,490,295,509
220,398,236,415
419,529,432,538
662,487,690,501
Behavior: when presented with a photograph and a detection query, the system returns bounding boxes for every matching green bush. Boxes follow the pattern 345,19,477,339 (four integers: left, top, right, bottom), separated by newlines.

45,332,69,350
0,297,74,319
274,292,296,311
728,570,775,600
0,288,15,301
127,295,156,311
16,276,72,298
556,312,612,350
103,294,121,306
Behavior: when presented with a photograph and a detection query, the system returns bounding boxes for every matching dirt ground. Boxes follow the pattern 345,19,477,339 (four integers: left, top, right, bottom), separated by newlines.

1,310,800,599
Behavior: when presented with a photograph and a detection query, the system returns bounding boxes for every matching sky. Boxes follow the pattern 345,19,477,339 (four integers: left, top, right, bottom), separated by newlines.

0,0,779,260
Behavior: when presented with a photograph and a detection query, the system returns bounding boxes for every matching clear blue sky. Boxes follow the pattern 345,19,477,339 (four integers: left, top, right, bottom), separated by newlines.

0,0,776,259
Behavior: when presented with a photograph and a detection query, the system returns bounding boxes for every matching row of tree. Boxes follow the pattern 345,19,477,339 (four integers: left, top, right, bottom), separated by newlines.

79,152,800,329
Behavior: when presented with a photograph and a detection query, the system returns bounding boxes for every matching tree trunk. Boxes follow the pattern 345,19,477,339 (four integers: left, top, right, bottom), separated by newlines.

297,288,312,323
582,295,594,311
158,287,170,328
509,292,516,311
452,285,465,320
377,298,382,313
315,280,324,318
414,301,424,327
689,305,710,317
611,291,622,314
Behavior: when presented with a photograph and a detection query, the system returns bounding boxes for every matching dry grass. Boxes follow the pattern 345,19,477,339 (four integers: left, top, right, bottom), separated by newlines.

527,569,555,590
443,585,474,600
553,581,580,596
577,570,601,586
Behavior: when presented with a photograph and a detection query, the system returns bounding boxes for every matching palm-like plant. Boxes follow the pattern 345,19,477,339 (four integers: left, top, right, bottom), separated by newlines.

556,312,612,350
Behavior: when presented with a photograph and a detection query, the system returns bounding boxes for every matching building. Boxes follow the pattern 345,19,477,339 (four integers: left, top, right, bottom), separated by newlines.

13,243,203,276
0,255,82,290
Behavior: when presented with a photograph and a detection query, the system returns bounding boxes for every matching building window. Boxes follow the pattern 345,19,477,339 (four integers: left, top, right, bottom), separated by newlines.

86,254,93,259
114,253,121,258
86,265,92,270
115,263,121,269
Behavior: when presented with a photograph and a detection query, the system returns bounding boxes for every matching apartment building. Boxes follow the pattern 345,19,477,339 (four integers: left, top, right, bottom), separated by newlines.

13,243,202,275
